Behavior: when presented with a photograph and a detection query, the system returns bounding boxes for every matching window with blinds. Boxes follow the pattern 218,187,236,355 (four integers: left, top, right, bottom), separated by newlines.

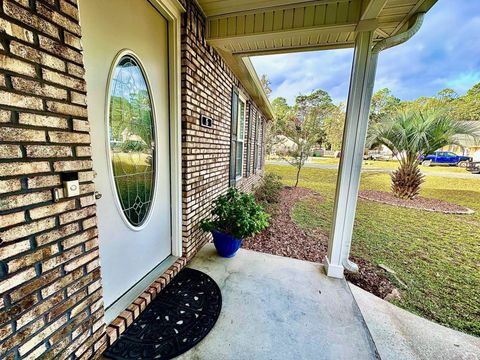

254,113,262,172
229,89,247,186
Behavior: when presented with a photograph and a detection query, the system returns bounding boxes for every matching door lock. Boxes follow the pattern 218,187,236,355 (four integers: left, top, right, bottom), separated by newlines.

95,191,102,200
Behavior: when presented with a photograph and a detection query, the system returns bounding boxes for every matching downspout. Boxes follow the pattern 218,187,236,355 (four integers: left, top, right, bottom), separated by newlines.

367,13,425,91
342,12,425,273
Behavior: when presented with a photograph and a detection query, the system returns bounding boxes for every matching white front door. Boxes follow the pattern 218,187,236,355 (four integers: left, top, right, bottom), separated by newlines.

80,0,172,318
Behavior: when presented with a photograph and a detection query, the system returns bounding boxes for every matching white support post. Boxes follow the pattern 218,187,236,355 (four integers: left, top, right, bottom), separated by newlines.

324,31,378,278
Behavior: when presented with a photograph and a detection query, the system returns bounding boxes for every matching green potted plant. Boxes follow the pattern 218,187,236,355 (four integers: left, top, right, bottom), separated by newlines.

200,187,269,258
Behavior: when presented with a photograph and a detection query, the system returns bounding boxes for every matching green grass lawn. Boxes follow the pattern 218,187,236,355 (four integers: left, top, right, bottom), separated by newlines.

309,157,341,165
266,163,480,337
310,157,468,174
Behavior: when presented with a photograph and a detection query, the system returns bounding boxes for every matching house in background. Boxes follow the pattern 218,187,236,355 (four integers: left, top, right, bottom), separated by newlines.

270,134,297,155
441,121,480,160
0,0,437,358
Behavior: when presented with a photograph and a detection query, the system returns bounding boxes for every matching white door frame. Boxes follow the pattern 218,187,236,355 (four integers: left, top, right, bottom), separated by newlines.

148,0,184,257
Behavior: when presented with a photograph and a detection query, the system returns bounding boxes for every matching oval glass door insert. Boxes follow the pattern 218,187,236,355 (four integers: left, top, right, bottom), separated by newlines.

108,54,156,228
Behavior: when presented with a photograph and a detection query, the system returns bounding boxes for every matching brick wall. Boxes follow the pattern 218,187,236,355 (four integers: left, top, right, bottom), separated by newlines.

181,1,266,259
0,0,267,358
0,0,106,358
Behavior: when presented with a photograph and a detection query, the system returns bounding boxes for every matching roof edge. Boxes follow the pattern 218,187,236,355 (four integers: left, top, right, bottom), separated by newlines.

242,57,274,119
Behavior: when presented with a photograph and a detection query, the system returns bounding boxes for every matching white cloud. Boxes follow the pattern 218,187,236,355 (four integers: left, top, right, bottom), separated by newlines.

251,49,353,105
251,0,480,104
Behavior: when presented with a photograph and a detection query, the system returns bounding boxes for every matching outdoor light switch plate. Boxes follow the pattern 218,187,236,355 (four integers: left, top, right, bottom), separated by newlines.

64,180,80,197
200,115,213,128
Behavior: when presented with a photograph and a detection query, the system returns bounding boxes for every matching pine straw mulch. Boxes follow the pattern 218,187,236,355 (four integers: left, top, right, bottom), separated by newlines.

242,187,396,299
359,190,474,214
243,187,327,262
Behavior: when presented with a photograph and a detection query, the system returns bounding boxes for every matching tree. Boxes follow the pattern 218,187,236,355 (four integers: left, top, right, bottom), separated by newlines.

260,74,272,98
277,90,334,186
265,97,290,155
448,82,480,121
400,88,458,115
324,103,345,151
437,88,458,101
369,88,400,125
271,97,290,124
367,110,478,199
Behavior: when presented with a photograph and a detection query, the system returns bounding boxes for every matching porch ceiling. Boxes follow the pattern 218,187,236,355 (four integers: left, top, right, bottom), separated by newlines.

195,0,437,120
199,0,437,55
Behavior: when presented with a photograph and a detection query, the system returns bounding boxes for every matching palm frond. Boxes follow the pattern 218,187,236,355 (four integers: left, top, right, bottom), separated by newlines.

367,109,480,164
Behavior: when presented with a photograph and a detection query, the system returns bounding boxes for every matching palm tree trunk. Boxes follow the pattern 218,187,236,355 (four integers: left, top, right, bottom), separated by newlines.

391,161,424,200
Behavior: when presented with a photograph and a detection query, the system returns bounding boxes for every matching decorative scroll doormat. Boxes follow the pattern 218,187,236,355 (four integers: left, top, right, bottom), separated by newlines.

104,268,222,360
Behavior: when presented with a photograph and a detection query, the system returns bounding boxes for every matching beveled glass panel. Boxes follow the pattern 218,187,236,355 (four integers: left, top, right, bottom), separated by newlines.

108,55,155,227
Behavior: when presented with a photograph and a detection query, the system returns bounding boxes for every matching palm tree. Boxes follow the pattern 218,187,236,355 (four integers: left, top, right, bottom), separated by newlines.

367,110,478,200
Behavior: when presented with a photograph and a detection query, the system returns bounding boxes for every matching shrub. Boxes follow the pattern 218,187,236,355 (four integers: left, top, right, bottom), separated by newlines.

200,188,269,239
255,173,283,205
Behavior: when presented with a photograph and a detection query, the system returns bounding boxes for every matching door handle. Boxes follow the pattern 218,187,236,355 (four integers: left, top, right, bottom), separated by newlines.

95,191,102,200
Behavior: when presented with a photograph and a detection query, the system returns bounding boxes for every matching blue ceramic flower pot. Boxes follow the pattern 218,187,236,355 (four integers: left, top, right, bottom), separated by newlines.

211,230,242,258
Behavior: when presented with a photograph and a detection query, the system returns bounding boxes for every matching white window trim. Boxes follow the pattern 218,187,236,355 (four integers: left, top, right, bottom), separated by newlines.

236,94,247,180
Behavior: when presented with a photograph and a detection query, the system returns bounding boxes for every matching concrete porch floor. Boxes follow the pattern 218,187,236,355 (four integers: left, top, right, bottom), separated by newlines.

177,243,379,360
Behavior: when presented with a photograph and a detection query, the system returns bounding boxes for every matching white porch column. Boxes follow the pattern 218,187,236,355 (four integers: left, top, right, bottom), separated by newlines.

324,31,378,278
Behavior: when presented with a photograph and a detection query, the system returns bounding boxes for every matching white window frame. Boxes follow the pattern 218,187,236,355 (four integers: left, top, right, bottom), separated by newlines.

235,94,247,180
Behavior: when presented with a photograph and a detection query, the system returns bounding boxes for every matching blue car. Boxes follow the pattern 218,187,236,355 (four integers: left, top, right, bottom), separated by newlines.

420,151,472,167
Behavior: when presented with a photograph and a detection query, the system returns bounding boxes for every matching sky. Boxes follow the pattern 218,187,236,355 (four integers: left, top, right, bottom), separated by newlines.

251,0,480,106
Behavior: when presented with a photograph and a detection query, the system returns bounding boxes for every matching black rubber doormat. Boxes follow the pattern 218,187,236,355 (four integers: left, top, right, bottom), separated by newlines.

104,268,222,360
